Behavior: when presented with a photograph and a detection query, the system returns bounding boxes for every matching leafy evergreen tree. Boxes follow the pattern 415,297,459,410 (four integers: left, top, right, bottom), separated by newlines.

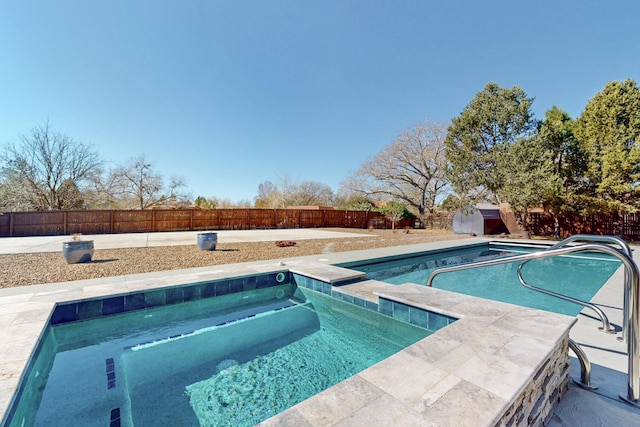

376,200,413,230
538,106,589,214
495,136,562,230
445,83,537,206
337,196,376,211
573,79,640,212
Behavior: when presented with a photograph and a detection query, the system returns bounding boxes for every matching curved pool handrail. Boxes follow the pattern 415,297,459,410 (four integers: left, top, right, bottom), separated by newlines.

426,242,640,407
426,243,620,287
546,234,632,256
541,234,632,342
426,245,614,333
516,260,614,333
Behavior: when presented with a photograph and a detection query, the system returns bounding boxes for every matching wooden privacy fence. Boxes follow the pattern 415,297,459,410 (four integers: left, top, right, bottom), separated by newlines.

0,209,415,237
528,212,640,241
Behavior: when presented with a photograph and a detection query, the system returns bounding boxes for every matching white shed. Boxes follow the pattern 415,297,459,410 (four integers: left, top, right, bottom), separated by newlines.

452,204,508,236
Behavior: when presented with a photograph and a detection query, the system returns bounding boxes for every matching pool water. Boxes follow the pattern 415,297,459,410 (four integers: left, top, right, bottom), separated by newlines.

343,245,516,282
10,283,430,427
345,244,620,316
185,289,429,426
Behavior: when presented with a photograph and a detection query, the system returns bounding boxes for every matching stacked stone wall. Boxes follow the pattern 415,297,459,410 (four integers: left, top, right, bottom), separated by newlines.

494,334,570,427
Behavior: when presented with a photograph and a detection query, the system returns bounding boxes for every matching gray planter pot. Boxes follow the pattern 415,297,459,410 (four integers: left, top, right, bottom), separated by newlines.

197,232,218,251
62,241,94,264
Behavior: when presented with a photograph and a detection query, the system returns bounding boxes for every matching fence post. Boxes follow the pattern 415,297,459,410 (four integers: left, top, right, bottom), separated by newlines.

63,211,68,235
9,212,14,237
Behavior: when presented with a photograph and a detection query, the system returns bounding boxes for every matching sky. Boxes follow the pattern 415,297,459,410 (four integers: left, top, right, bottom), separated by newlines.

1,1,639,203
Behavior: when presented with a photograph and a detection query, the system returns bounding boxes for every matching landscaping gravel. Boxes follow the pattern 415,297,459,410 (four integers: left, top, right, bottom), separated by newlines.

0,229,467,288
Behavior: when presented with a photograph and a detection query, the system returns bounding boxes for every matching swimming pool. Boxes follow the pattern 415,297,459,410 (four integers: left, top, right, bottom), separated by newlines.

6,276,432,427
0,237,597,427
341,243,621,316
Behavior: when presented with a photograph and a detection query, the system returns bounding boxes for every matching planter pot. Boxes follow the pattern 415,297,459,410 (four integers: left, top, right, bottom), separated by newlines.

62,241,94,264
197,232,218,251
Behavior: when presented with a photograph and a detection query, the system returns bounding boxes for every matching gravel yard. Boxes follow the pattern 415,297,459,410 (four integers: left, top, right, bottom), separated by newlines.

0,229,468,289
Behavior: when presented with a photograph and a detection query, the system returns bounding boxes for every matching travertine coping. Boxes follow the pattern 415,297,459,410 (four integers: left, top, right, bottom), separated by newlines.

0,239,575,426
259,282,576,427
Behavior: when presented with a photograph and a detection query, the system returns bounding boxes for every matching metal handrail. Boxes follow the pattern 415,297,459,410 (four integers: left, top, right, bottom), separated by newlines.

541,234,633,341
427,246,613,332
425,242,640,407
568,338,598,390
547,235,632,255
516,263,615,334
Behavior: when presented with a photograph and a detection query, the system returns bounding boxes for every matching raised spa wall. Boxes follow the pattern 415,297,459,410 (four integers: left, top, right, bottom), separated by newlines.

0,246,575,427
268,261,575,427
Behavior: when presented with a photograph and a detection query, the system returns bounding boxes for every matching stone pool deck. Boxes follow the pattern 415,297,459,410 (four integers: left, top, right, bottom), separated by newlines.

1,236,639,426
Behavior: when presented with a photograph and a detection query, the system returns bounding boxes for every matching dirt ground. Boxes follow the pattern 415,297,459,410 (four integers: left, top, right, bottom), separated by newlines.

0,228,471,289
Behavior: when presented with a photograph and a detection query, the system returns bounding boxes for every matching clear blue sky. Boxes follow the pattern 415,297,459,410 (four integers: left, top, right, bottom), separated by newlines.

1,1,639,203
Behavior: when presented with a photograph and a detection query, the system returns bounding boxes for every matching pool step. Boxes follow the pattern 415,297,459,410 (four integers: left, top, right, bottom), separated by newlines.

121,302,320,385
120,302,321,425
123,298,304,351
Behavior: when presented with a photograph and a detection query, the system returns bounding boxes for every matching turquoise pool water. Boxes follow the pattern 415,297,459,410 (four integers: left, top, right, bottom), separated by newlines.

8,283,430,427
345,243,621,316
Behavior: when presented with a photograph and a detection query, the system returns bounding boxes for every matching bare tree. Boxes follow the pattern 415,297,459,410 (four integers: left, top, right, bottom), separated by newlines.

213,197,253,208
254,180,283,208
342,119,450,216
111,155,188,209
285,181,334,206
81,164,127,209
255,177,335,208
0,169,37,211
0,120,102,211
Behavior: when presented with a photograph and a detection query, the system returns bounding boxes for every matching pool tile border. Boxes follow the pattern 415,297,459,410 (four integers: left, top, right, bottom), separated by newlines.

49,271,290,325
291,272,455,331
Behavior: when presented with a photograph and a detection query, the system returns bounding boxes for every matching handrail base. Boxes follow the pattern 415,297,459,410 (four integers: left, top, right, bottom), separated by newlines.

619,393,640,408
597,326,618,334
571,378,598,391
